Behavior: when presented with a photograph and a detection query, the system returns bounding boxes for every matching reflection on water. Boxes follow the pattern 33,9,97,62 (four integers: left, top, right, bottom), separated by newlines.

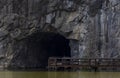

0,71,120,78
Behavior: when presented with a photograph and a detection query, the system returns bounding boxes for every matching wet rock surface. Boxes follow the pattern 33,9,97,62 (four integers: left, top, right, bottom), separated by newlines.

0,0,119,68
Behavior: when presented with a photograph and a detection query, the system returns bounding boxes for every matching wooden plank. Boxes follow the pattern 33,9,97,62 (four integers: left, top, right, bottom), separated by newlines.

48,57,120,70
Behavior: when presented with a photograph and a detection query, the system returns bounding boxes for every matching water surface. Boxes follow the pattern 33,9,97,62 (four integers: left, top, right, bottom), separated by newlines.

0,71,120,78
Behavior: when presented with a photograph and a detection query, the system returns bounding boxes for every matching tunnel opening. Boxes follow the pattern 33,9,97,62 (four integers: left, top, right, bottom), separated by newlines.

10,32,71,69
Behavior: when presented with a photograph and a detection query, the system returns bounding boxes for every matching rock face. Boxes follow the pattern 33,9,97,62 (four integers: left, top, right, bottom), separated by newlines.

0,0,119,68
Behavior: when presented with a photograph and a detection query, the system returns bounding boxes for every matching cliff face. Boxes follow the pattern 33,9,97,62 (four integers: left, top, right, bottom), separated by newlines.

0,0,119,68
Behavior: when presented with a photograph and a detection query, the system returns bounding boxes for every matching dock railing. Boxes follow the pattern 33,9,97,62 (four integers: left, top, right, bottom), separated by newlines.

48,57,120,70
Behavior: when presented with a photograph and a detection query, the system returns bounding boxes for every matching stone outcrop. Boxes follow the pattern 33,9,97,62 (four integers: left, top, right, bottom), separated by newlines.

0,0,119,68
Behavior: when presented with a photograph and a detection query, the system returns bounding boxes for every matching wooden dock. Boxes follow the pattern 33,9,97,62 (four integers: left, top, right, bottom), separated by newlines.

48,57,120,71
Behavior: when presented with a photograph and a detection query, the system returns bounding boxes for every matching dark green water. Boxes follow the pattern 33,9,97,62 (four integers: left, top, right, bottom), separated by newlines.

0,71,120,78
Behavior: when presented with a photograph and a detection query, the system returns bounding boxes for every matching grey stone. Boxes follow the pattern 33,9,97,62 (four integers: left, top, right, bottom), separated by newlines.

0,0,119,68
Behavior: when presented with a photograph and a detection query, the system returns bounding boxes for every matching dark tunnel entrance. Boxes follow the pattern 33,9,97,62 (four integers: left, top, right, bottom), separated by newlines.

10,32,71,69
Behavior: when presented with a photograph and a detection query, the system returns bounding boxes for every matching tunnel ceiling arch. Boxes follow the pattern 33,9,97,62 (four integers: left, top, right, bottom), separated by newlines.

10,32,71,68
